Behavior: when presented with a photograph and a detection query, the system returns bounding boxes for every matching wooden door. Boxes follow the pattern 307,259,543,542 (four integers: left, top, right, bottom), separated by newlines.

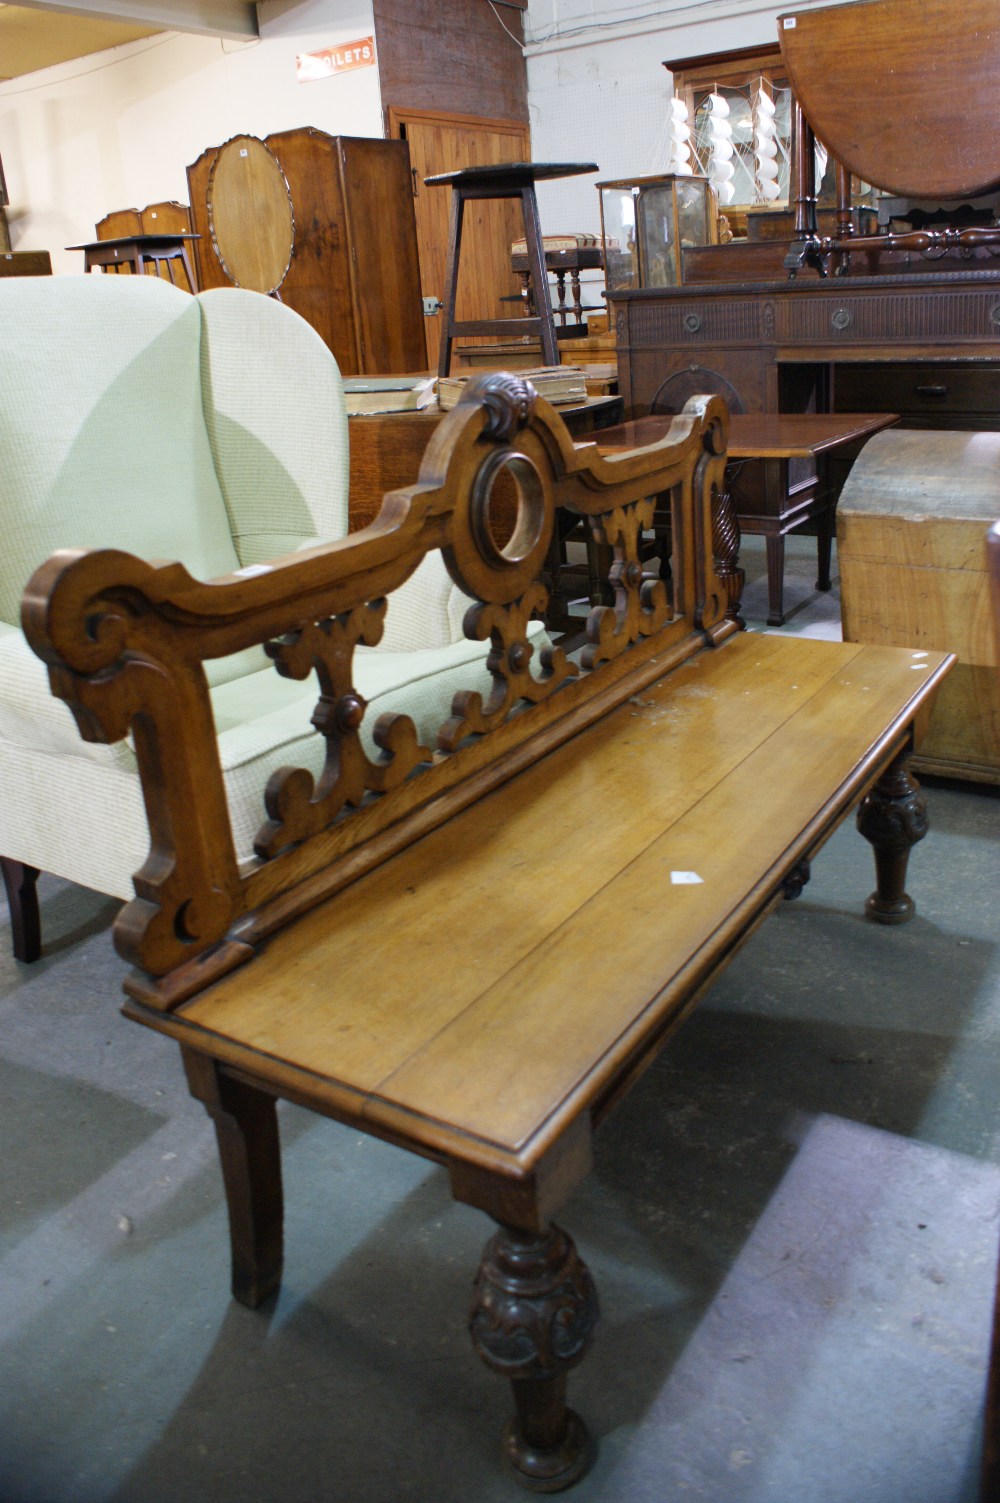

338,136,428,374
389,109,531,370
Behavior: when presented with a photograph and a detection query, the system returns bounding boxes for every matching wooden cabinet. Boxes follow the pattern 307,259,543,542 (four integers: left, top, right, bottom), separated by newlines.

838,428,1000,782
833,361,1000,429
187,130,426,376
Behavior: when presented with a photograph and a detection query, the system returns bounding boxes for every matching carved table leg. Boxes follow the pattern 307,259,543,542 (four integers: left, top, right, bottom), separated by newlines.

713,479,744,627
856,758,928,924
781,857,811,901
182,1049,284,1308
1,858,41,963
470,1222,599,1492
815,505,834,592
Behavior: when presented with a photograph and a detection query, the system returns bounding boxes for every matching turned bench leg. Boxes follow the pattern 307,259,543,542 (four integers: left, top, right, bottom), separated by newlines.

1,858,41,962
856,757,928,924
182,1050,284,1308
470,1222,599,1492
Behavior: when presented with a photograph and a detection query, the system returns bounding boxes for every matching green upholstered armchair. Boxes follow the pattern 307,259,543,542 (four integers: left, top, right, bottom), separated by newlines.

0,274,529,959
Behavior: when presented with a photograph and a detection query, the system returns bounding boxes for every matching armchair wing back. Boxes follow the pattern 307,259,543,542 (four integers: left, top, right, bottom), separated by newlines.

0,274,507,959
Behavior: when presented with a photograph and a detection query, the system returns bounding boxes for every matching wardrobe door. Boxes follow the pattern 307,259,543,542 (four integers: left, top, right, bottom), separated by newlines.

337,135,427,373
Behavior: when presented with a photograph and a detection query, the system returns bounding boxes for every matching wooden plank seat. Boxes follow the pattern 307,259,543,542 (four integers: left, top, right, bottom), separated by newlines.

22,376,952,1491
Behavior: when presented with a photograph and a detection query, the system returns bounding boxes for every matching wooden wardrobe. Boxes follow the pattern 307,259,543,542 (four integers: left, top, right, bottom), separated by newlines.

187,129,427,375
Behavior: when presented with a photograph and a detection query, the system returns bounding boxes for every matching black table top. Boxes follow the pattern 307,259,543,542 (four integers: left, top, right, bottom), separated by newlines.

67,233,200,251
424,162,599,188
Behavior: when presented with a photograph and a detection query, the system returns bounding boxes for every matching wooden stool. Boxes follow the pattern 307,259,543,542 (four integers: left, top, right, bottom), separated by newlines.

424,161,596,377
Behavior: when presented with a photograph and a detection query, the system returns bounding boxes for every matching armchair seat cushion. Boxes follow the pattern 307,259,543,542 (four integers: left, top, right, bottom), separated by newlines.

0,587,546,899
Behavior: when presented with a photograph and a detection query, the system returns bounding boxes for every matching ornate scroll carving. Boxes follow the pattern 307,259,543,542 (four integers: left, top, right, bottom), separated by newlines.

582,498,670,670
471,1222,598,1490
438,584,576,752
856,758,928,924
473,370,535,441
23,551,244,974
255,601,432,859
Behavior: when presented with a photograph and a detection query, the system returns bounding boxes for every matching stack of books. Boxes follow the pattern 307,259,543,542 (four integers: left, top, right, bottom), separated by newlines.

510,232,600,254
436,366,589,411
343,376,436,415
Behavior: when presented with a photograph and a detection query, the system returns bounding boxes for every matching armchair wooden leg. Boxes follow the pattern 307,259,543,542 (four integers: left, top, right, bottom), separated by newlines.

856,757,928,924
470,1222,599,1492
1,858,41,962
182,1049,284,1308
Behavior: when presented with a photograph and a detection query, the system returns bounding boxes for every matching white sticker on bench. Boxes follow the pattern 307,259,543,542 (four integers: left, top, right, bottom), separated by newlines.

671,871,704,885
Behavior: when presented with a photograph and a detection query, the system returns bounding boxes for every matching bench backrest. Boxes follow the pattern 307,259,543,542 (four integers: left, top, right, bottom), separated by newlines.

23,370,733,995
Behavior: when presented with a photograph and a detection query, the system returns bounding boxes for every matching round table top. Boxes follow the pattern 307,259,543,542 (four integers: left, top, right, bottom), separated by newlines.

424,161,599,188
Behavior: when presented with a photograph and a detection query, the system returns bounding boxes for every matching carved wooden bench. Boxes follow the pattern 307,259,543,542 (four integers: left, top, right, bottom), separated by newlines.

22,376,952,1491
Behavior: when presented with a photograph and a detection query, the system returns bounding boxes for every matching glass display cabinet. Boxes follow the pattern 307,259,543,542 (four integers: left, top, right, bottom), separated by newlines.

596,174,718,290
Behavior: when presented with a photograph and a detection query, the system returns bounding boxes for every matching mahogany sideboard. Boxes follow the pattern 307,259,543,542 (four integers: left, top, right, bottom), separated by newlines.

23,376,952,1490
613,267,1000,427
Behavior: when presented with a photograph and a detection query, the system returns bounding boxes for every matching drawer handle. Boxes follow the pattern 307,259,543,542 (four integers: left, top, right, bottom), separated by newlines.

915,384,948,397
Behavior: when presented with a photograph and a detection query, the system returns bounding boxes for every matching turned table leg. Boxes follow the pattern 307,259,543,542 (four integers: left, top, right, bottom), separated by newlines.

856,757,928,924
470,1222,599,1492
713,481,744,627
765,534,786,626
182,1050,284,1308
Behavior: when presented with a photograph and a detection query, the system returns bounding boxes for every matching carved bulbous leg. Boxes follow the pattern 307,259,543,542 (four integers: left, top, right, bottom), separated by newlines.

856,759,928,924
781,857,811,902
470,1222,599,1492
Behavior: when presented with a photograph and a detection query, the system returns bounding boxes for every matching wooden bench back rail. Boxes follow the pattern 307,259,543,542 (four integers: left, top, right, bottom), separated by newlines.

22,375,733,988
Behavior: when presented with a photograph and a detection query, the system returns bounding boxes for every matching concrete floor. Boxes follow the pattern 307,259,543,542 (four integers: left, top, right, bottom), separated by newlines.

1,536,998,1503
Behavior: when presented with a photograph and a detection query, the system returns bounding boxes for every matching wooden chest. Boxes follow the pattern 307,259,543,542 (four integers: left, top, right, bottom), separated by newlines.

838,428,1000,782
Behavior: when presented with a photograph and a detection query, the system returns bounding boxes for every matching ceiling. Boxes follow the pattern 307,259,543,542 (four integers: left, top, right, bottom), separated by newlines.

0,5,162,81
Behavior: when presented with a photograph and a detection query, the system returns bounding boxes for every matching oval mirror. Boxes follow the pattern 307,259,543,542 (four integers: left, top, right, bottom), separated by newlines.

207,135,295,295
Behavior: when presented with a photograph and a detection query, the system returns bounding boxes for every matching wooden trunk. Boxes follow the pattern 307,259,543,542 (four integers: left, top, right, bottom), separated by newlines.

838,428,1000,782
187,130,426,376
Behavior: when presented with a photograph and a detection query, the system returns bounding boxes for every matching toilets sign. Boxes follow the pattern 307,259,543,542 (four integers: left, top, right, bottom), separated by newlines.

296,37,377,83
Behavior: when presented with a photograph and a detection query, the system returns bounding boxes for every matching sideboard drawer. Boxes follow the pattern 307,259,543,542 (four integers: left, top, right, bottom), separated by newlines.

834,361,1000,420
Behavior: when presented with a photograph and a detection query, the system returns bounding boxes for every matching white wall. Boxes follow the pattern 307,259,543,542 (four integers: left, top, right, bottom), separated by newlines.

0,0,383,272
523,0,851,256
0,0,855,279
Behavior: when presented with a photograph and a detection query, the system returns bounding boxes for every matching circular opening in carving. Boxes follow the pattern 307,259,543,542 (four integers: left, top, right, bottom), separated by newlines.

472,451,545,565
207,136,295,296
